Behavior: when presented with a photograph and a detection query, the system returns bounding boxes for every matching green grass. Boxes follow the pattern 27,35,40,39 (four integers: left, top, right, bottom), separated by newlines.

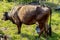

0,2,15,13
0,2,60,40
47,0,60,5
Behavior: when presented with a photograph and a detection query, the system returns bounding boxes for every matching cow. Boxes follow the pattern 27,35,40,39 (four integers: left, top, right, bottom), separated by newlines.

2,5,52,38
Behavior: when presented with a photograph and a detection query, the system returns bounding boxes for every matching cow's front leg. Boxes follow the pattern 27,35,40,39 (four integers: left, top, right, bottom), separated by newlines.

16,22,22,34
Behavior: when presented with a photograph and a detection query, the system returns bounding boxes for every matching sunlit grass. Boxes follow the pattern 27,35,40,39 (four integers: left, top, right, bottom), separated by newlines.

47,0,60,5
0,2,15,13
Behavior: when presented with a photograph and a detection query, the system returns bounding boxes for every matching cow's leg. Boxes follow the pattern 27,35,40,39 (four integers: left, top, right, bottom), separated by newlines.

44,24,52,37
16,22,22,34
38,23,48,39
43,24,48,37
44,23,49,40
44,17,49,40
38,23,45,37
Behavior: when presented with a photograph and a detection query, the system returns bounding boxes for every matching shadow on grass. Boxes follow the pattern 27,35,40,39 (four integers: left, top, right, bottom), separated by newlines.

49,32,60,40
20,32,60,40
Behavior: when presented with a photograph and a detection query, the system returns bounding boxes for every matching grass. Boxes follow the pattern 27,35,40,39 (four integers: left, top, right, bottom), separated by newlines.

0,1,60,40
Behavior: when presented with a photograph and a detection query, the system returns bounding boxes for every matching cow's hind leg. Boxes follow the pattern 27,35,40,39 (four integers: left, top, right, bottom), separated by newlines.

16,22,22,34
38,23,45,37
44,24,48,40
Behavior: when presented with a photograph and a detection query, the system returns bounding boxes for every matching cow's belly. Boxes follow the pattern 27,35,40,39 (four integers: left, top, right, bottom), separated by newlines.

22,19,36,25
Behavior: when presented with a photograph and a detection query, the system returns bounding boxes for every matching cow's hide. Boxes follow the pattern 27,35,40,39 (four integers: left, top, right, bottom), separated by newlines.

9,5,50,25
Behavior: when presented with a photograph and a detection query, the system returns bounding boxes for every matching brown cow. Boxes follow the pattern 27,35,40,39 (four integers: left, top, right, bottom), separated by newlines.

2,5,52,38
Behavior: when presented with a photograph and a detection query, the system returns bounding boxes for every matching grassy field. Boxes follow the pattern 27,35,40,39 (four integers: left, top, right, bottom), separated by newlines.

0,2,60,40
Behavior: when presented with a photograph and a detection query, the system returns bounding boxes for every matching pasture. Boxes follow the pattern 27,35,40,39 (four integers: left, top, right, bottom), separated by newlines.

0,1,60,40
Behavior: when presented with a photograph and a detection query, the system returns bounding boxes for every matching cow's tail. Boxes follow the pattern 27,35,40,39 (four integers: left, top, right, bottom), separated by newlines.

49,7,52,28
48,7,52,37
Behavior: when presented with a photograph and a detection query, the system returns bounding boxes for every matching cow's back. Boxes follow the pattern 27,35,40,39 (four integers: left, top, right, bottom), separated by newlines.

17,5,50,25
18,5,38,24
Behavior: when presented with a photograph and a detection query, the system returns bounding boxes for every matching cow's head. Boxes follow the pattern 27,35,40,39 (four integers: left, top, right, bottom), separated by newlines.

2,12,9,21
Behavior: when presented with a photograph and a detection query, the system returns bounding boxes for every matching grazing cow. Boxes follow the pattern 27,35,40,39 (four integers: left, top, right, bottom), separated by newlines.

2,5,52,38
